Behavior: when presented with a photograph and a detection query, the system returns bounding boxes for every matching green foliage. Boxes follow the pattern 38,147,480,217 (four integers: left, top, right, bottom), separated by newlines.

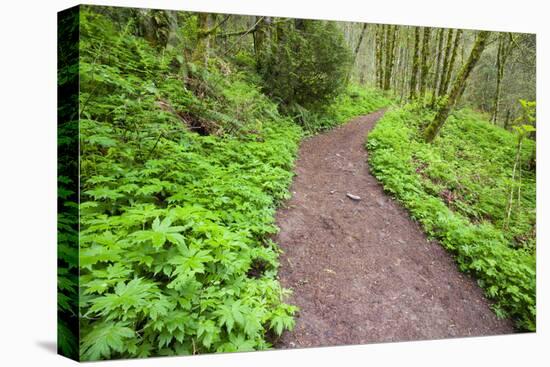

57,6,80,360
517,99,536,125
512,124,535,136
77,7,301,361
258,20,352,111
367,105,536,330
295,85,392,133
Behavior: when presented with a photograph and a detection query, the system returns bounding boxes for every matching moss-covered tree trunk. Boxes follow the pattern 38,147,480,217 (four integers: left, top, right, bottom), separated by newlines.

440,29,463,97
398,28,410,102
430,28,445,107
192,12,210,65
419,27,431,101
491,33,513,124
253,16,269,67
375,25,383,89
380,25,389,88
424,31,490,143
490,39,504,124
436,29,454,100
379,25,390,89
382,25,391,89
409,26,421,100
383,26,399,90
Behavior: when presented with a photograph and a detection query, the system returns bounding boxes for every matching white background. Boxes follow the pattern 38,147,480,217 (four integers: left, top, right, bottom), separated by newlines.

0,0,547,366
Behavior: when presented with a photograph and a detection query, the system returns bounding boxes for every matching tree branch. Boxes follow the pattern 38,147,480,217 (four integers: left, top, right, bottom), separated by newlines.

216,16,277,38
205,15,231,36
221,17,266,56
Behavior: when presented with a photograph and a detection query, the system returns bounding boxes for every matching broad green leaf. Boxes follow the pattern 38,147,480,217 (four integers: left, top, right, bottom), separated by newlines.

81,322,135,361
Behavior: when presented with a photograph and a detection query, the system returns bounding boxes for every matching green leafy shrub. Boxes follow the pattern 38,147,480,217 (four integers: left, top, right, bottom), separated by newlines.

296,85,392,133
367,105,536,330
77,7,301,361
258,19,352,111
57,7,80,359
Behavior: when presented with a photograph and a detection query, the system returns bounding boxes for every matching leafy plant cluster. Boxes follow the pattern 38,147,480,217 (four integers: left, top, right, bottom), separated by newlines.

57,6,80,359
291,85,392,133
321,85,392,130
366,104,536,330
257,19,352,112
77,8,304,361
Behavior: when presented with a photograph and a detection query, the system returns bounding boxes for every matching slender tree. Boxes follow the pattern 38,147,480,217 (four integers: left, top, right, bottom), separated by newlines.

491,33,514,124
383,26,399,90
436,29,454,99
396,28,409,101
353,23,368,64
375,25,384,89
380,25,390,88
430,28,445,107
419,27,432,101
504,108,511,130
347,23,368,81
440,29,463,96
192,13,210,64
424,31,491,143
253,16,269,64
409,26,421,100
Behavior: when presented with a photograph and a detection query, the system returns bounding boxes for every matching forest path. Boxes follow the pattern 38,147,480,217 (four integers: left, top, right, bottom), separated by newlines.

274,110,513,348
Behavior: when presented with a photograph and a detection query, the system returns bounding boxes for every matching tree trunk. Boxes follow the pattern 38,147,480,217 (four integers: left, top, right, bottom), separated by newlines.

409,26,421,100
383,26,399,90
441,29,463,97
353,23,368,64
253,16,269,66
490,38,504,124
382,25,391,89
504,108,511,130
348,23,368,82
381,25,389,88
504,136,523,229
419,27,431,101
399,28,410,103
192,13,210,65
436,29,454,99
375,25,383,89
430,28,445,107
491,33,513,124
424,31,490,143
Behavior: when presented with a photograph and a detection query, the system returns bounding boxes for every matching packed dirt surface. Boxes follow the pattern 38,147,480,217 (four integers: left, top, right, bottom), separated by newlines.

274,110,514,349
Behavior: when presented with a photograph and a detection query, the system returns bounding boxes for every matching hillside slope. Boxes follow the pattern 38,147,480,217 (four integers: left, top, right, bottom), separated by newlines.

367,105,536,330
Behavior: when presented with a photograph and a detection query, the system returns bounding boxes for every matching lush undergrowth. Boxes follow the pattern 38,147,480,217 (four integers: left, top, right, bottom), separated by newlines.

367,105,536,330
77,10,303,361
295,85,391,133
74,8,390,361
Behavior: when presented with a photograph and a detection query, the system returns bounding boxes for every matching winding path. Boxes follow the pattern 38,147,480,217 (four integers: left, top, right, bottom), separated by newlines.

274,110,513,348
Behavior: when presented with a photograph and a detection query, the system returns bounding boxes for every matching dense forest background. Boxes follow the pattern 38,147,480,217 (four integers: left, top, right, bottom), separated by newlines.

83,6,536,131
57,5,536,361
346,22,535,124
123,8,536,129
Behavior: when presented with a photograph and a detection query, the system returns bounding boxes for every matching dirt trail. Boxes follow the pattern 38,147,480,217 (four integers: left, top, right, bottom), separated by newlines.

274,110,513,348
